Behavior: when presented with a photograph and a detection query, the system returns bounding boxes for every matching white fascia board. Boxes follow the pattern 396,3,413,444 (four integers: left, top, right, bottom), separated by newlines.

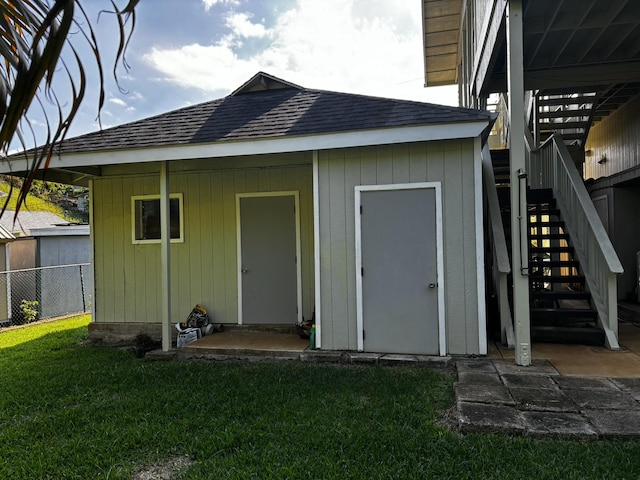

28,225,90,237
0,121,489,173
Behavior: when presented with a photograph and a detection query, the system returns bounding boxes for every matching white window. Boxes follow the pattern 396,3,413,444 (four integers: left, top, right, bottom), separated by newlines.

131,194,184,244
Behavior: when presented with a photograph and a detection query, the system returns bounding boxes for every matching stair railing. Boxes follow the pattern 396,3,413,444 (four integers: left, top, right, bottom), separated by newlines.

481,144,514,347
527,132,623,349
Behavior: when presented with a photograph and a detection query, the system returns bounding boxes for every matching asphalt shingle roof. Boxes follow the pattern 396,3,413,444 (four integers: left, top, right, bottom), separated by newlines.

0,211,68,235
54,73,493,155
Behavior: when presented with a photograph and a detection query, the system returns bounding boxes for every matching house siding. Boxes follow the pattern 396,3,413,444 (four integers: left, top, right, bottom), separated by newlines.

584,94,640,181
92,161,314,326
591,185,640,300
317,140,480,355
585,94,640,300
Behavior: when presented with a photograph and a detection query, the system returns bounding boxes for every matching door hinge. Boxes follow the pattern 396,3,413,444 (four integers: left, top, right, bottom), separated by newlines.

361,267,364,277
362,330,365,340
360,205,363,214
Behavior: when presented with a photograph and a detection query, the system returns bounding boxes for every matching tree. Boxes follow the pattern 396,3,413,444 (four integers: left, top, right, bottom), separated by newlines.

0,0,139,215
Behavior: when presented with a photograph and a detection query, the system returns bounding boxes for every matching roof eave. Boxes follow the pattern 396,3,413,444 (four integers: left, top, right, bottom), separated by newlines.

0,120,491,175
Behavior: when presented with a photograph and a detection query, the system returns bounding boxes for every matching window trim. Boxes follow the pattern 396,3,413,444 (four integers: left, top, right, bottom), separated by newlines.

131,193,184,244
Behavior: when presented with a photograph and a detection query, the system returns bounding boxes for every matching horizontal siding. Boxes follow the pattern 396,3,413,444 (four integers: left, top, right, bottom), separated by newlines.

585,94,640,180
318,140,480,354
92,163,314,326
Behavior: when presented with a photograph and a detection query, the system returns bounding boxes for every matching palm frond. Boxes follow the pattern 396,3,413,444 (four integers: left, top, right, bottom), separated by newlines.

0,0,139,218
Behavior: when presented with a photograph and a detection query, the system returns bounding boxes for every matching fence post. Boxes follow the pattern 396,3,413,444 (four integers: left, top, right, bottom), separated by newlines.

79,264,86,312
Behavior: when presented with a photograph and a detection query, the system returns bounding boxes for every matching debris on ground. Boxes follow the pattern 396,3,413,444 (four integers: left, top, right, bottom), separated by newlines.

132,455,195,480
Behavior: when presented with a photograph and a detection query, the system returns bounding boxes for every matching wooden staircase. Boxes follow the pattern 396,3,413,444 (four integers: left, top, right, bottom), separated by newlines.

492,150,604,345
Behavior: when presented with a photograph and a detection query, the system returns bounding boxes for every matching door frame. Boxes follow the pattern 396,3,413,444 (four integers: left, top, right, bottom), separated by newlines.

236,191,303,325
354,182,446,355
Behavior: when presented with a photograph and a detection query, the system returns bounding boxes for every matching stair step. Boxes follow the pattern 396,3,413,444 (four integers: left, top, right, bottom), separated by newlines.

530,291,591,300
538,110,591,120
531,325,604,345
529,274,584,283
529,260,579,268
528,208,561,217
531,307,596,320
530,246,573,254
529,233,569,240
539,121,588,131
538,95,597,107
529,220,565,228
527,189,554,204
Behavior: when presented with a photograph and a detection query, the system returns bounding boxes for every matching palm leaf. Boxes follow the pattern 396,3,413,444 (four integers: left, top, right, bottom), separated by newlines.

0,0,139,218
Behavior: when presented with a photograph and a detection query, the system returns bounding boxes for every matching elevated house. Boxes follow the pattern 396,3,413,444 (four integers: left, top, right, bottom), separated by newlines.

1,72,495,356
423,0,639,364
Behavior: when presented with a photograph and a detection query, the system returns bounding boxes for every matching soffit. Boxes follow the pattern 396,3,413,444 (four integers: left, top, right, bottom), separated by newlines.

422,0,464,87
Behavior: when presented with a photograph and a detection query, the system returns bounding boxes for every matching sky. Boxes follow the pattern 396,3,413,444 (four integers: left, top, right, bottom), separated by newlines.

23,0,459,145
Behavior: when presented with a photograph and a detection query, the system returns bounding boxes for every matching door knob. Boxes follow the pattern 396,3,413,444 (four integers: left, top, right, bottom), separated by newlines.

428,283,437,289
241,268,249,274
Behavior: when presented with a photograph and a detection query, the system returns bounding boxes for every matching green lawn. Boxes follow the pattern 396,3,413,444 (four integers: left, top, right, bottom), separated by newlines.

2,317,640,479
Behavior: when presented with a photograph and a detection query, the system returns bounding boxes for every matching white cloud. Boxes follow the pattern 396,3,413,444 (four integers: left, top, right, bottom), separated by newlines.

109,98,128,107
225,12,269,38
202,0,240,11
147,0,458,105
145,43,263,92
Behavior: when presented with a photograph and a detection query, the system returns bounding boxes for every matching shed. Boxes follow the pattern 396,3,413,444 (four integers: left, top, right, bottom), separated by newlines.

0,224,15,326
2,72,494,356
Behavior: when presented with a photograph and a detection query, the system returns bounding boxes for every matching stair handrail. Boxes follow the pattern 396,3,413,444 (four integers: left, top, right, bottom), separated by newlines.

481,144,514,347
528,132,623,349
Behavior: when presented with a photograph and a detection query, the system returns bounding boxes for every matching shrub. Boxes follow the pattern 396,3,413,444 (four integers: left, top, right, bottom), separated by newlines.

20,300,40,323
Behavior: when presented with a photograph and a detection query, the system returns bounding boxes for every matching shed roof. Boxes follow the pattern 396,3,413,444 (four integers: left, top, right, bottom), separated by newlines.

50,72,492,156
0,224,15,242
0,211,69,237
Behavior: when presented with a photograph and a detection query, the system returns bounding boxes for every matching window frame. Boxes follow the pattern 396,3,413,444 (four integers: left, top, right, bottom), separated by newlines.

131,193,184,245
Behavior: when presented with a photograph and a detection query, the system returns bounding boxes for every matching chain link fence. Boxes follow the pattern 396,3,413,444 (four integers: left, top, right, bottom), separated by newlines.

0,264,92,328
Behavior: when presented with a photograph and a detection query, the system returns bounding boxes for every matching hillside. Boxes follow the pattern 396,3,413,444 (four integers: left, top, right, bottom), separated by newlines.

0,177,88,224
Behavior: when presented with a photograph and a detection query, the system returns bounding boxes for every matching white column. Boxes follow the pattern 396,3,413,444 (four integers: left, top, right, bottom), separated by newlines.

312,150,321,349
160,161,172,351
507,0,531,366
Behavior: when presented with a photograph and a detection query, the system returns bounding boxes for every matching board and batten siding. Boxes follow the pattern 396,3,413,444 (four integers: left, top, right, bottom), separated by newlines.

91,164,314,326
317,140,481,355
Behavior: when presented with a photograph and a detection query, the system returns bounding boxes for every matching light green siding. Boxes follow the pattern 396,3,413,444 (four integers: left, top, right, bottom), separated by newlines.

92,160,314,326
317,140,481,355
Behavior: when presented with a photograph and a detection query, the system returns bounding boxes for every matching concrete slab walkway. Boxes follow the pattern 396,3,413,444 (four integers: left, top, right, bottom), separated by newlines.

455,358,640,438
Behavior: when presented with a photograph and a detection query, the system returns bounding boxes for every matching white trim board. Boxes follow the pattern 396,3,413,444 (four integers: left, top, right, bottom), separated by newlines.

354,182,446,356
474,137,487,355
312,151,322,348
2,121,491,174
235,191,303,326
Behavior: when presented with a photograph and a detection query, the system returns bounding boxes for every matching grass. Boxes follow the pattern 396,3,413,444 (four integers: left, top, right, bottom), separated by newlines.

2,318,640,479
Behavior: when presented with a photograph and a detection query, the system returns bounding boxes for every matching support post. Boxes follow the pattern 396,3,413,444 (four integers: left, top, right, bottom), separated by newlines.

507,0,531,366
160,161,172,351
